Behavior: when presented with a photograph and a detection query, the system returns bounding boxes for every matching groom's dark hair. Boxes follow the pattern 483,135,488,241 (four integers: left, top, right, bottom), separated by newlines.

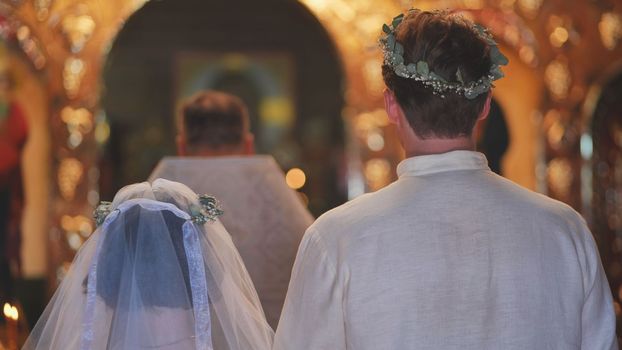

382,10,492,138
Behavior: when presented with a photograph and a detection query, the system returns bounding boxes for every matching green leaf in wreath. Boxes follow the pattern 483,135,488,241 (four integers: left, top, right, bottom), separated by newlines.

395,42,404,56
387,35,396,51
490,65,505,80
456,68,465,84
490,46,509,66
392,14,404,29
416,61,429,76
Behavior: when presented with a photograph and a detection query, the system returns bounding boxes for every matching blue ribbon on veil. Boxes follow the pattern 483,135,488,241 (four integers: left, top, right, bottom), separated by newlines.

182,220,213,350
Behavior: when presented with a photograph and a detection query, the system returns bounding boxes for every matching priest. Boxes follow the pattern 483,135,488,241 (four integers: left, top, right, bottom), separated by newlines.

149,91,313,328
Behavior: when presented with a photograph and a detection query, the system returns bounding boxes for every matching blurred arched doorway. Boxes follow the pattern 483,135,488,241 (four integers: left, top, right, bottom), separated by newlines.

100,0,347,216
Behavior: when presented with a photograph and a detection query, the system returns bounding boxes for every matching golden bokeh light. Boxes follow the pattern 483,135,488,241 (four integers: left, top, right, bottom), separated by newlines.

546,158,573,198
549,26,569,47
366,131,385,151
518,0,543,18
599,12,622,50
58,157,84,200
286,168,307,189
365,158,391,191
518,46,536,66
544,58,571,100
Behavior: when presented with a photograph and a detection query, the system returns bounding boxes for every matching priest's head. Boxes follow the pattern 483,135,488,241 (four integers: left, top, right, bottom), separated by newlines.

176,90,254,156
380,9,506,157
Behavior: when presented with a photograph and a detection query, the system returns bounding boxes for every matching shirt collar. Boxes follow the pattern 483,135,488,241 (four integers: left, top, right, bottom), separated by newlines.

397,150,490,178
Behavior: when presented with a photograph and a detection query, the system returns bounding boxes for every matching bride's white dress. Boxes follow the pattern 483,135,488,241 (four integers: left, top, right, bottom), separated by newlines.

22,179,274,350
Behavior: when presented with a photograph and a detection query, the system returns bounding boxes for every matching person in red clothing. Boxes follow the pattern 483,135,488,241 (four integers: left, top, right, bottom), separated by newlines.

0,66,28,302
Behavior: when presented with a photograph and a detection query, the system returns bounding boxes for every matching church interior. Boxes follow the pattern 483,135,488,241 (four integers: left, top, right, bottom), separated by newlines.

0,0,621,347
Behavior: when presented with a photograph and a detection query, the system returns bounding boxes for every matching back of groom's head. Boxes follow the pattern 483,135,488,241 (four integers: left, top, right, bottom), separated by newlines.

382,10,493,139
177,90,254,156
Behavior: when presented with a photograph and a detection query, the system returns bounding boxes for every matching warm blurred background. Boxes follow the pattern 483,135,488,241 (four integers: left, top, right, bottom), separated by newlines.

0,0,621,346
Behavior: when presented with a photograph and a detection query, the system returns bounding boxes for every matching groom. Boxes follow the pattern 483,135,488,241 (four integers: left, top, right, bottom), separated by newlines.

275,9,617,349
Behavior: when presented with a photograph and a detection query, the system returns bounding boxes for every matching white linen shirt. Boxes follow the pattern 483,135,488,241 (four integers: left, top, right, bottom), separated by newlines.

274,150,617,350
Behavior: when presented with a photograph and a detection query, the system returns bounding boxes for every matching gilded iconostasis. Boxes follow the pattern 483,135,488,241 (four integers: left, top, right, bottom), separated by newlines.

0,0,621,337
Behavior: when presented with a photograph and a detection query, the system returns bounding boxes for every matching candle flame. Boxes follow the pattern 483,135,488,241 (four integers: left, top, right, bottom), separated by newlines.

3,303,10,317
2,303,18,320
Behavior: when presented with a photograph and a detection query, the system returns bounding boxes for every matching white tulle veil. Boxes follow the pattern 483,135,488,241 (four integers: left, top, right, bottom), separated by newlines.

23,179,274,350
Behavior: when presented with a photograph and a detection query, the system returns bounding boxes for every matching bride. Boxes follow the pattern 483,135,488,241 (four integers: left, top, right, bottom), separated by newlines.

22,179,274,349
